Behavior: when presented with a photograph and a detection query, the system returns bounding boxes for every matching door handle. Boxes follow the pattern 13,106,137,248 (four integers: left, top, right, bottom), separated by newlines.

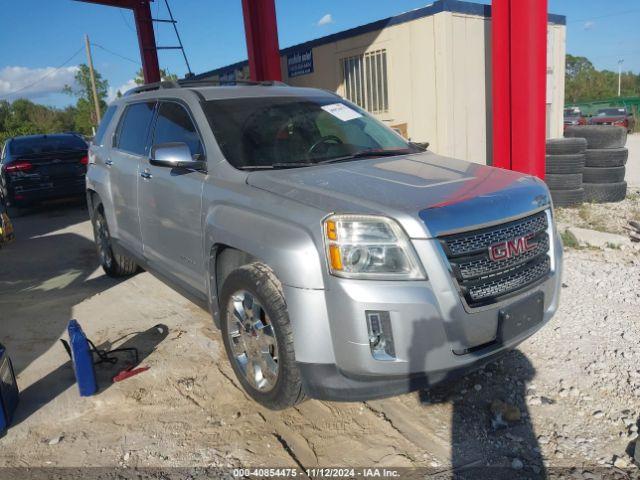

140,170,152,180
105,160,114,167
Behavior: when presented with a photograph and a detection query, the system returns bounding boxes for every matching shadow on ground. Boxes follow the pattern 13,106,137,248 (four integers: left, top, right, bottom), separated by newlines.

404,314,545,478
0,200,148,425
418,349,544,478
11,324,169,427
0,201,114,376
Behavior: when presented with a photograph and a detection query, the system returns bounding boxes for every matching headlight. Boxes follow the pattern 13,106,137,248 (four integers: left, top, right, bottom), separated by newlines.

323,214,425,280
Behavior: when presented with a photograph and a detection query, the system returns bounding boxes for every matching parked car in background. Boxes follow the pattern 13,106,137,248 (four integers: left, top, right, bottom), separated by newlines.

86,81,562,409
588,107,635,133
564,107,586,130
0,133,88,214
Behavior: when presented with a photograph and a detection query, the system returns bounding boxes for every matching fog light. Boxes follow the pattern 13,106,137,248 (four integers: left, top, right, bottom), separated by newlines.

365,311,395,360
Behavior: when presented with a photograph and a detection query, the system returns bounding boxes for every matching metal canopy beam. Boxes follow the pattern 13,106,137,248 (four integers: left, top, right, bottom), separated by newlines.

74,0,160,84
241,0,282,82
492,0,548,179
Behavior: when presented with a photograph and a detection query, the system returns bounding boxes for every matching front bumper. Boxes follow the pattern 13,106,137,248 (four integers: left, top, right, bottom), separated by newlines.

290,225,562,401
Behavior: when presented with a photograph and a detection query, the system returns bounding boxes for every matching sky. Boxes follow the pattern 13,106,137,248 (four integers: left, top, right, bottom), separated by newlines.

0,0,638,108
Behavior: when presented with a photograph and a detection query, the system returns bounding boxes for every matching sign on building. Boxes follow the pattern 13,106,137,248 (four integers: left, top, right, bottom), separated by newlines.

287,49,314,78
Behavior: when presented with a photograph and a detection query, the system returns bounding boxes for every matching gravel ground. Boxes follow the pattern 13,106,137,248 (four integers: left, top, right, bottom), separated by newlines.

0,199,639,479
555,185,640,236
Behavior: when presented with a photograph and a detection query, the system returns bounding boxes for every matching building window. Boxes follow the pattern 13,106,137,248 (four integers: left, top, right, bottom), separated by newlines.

341,49,389,114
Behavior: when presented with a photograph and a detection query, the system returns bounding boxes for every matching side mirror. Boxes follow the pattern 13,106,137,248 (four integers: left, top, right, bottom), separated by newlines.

150,142,205,170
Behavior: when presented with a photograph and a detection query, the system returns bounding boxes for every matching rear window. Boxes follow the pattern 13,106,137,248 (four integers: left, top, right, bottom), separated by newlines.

94,105,118,146
9,135,87,156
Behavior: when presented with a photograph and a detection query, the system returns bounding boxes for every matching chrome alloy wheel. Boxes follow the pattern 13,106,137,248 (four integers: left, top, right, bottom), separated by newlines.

226,290,279,392
94,214,113,269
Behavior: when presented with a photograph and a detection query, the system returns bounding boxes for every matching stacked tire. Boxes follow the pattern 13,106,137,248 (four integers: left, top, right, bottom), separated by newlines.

545,137,587,207
565,126,628,203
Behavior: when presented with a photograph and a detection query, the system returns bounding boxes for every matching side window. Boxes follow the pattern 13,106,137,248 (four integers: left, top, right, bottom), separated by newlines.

94,105,118,146
114,102,156,155
152,102,203,157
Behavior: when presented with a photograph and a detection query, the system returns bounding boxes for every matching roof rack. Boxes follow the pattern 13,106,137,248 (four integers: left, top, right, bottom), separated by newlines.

124,78,287,96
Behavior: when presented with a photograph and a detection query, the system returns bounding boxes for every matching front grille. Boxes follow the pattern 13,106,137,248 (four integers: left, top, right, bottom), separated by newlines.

439,211,551,308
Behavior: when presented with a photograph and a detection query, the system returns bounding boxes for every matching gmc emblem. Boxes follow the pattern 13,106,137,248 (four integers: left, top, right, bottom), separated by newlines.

489,234,537,262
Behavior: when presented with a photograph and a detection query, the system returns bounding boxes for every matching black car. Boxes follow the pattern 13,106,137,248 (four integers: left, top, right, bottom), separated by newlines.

0,134,88,213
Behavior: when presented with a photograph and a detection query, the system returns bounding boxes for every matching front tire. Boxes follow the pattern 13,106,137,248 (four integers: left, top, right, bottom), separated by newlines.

220,263,306,410
91,204,138,277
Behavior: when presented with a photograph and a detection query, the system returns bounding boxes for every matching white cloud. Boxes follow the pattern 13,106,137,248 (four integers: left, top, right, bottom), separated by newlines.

0,65,79,101
583,21,595,30
107,78,137,103
317,13,334,27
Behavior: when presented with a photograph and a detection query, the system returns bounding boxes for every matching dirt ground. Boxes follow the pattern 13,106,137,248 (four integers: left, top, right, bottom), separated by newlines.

0,195,639,479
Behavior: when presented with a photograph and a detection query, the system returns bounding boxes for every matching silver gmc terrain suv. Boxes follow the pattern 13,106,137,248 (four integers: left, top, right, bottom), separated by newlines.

86,80,562,409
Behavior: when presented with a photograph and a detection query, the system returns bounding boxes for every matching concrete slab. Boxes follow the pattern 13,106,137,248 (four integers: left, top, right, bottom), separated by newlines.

566,226,631,249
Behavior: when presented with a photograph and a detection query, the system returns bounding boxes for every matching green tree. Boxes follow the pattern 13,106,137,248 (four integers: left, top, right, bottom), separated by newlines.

134,68,178,85
0,99,78,145
565,54,640,103
63,64,109,134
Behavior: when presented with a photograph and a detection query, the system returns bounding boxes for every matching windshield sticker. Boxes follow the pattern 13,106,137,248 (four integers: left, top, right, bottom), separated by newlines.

321,103,362,122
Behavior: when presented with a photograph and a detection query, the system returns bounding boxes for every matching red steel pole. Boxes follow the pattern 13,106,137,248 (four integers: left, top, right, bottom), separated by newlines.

132,0,161,84
510,0,547,179
491,0,547,179
491,0,511,170
73,1,161,84
241,0,282,81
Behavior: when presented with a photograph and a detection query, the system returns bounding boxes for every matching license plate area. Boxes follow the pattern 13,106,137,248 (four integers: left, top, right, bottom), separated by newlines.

497,291,544,343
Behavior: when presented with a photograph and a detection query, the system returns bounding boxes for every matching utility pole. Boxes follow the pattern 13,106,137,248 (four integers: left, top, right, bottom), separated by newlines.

84,34,102,126
618,59,624,97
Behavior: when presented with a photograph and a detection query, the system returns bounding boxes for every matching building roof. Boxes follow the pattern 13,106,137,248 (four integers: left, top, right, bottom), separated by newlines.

194,0,566,80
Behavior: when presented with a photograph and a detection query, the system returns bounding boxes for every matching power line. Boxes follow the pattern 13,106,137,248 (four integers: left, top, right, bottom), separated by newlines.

0,46,84,100
91,43,140,65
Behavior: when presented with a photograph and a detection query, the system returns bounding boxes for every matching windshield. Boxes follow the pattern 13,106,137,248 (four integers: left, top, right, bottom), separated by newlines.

202,96,419,169
597,108,626,117
10,135,87,155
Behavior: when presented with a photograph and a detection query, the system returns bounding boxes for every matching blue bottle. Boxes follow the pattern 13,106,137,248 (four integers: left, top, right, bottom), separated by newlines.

0,343,19,435
68,320,97,397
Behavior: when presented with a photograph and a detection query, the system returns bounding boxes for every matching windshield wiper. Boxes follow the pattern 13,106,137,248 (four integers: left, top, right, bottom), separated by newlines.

239,149,415,170
318,148,413,165
238,162,315,171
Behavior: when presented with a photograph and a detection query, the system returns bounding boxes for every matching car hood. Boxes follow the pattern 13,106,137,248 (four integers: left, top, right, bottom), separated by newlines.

247,151,551,238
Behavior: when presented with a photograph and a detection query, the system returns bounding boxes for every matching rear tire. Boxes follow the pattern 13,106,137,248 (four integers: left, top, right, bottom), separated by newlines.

583,181,627,203
550,188,584,208
6,206,26,218
220,262,306,410
91,204,138,277
582,166,626,184
565,125,627,149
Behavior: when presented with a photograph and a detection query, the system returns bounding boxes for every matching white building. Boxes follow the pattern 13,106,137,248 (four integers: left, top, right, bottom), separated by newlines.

196,0,566,166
